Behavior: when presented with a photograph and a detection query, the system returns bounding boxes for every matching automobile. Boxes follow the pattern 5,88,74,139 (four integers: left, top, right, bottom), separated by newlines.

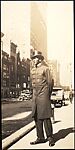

64,91,70,100
24,90,32,100
18,90,32,101
17,94,25,101
51,87,65,106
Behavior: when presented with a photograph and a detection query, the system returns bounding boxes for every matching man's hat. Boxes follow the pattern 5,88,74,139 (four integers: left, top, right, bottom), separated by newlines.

31,54,44,60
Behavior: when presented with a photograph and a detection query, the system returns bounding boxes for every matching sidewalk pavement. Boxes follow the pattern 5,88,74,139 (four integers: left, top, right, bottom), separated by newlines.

3,111,32,121
2,121,35,150
1,98,18,102
2,99,74,149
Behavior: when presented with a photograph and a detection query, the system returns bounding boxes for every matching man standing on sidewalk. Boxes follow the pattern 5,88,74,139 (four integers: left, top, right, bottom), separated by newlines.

30,53,55,147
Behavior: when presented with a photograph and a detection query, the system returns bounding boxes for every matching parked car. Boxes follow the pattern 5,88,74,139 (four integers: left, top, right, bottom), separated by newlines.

64,91,70,100
51,87,65,106
18,89,32,101
17,91,26,101
24,90,32,100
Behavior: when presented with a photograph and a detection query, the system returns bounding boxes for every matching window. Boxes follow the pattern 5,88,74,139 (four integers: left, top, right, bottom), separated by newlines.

3,72,7,78
11,65,14,71
17,77,19,81
22,64,24,67
23,83,26,88
18,84,20,88
3,80,6,86
23,75,25,78
28,76,30,81
18,61,20,65
4,55,8,60
3,64,7,70
7,67,9,71
6,75,9,79
16,84,20,88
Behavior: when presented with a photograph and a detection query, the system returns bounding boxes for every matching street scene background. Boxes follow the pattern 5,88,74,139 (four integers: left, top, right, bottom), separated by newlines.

2,98,74,149
1,1,74,149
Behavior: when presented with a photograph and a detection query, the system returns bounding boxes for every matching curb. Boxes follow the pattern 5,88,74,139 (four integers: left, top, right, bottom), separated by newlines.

2,121,35,150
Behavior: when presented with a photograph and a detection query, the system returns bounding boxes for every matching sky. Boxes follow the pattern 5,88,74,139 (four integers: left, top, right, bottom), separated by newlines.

1,1,74,87
1,1,30,58
47,1,74,87
47,1,73,63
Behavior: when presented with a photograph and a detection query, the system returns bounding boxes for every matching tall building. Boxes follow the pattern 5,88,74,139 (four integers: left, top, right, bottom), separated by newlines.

1,46,31,98
57,63,60,86
1,2,47,61
1,50,10,98
1,32,10,98
1,32,4,71
9,42,17,97
48,60,60,86
16,51,21,95
66,63,73,89
30,2,47,61
1,2,48,98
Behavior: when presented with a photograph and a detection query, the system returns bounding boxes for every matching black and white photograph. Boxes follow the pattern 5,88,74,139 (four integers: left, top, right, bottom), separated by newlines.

1,1,74,149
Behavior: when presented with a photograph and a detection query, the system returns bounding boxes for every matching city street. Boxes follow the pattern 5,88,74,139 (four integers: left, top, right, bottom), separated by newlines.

8,99,74,149
2,100,33,139
1,1,74,149
2,99,32,118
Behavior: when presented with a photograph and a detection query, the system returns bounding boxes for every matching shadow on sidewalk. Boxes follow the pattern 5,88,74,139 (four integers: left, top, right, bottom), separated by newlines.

54,127,74,143
53,120,61,124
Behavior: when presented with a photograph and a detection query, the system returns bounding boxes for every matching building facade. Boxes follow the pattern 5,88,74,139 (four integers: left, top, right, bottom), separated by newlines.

1,41,30,98
30,2,47,61
48,60,60,86
9,42,17,97
1,2,48,98
1,51,10,98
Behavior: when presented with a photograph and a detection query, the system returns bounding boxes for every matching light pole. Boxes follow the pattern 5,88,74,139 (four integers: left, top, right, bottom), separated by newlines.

69,63,72,90
1,33,4,72
1,32,4,98
1,33,4,58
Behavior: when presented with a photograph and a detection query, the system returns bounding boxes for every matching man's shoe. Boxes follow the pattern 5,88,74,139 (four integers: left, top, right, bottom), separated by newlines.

30,138,46,145
48,137,55,146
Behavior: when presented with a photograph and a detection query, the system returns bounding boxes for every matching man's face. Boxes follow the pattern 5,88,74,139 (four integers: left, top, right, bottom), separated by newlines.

33,57,39,65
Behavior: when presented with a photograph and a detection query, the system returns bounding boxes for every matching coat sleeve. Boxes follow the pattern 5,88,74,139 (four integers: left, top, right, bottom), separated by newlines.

45,68,54,96
50,78,54,95
30,61,33,89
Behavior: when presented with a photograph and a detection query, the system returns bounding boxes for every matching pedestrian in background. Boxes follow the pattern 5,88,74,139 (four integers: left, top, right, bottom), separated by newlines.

30,53,55,147
69,90,73,104
51,103,55,124
49,79,55,124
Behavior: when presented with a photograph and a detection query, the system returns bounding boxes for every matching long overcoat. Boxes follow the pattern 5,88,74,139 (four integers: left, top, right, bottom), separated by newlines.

30,61,54,119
